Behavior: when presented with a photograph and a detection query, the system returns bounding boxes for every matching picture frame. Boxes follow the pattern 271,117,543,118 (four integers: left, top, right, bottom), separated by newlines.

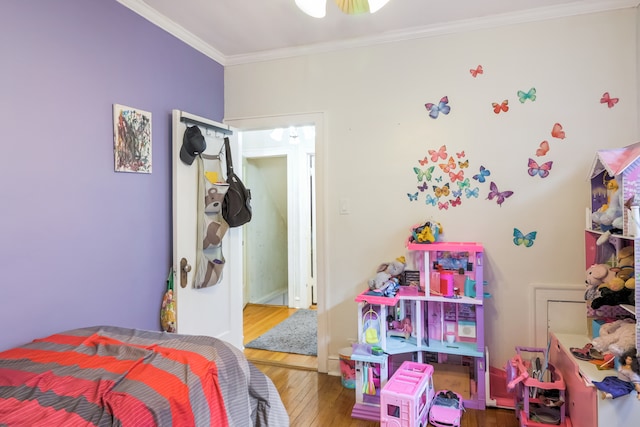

113,104,152,173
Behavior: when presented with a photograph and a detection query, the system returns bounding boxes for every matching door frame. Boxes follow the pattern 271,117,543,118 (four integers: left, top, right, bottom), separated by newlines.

224,112,327,373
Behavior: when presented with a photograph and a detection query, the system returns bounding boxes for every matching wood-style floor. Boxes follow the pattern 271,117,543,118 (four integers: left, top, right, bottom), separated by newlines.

245,304,520,426
243,303,317,370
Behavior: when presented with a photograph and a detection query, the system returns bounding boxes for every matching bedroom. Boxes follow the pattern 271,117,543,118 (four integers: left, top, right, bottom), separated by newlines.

2,0,639,425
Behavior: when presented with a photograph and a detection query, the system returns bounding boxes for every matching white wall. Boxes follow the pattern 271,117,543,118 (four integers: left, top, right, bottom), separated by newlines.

225,9,638,370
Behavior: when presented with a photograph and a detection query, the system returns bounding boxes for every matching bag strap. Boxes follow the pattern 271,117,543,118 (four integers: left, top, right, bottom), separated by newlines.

224,137,234,176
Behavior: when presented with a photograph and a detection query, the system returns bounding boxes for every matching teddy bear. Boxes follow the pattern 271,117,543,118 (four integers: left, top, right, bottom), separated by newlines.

610,245,635,291
585,264,617,303
592,318,637,357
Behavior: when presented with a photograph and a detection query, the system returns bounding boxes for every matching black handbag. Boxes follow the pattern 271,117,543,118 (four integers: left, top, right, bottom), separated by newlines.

222,137,252,227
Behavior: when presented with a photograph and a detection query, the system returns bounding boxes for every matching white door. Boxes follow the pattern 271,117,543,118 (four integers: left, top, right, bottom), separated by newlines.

171,110,243,350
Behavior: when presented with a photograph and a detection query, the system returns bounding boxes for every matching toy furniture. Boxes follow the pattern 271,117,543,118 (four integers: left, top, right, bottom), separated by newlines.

380,361,435,427
548,142,640,427
507,346,569,426
352,242,487,421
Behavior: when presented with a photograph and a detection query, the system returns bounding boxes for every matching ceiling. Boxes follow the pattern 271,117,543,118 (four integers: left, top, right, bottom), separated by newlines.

119,0,638,65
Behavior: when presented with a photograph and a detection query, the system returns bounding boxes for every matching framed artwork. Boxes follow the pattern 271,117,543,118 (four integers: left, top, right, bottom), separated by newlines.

113,104,152,173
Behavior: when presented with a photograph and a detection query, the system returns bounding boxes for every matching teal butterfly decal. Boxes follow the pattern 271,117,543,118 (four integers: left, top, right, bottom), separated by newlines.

517,87,536,103
413,165,435,182
407,192,419,201
465,187,479,198
457,178,470,190
513,228,537,247
435,176,443,182
425,194,437,206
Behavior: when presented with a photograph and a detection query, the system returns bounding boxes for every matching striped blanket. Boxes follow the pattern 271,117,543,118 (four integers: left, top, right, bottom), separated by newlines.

0,326,289,426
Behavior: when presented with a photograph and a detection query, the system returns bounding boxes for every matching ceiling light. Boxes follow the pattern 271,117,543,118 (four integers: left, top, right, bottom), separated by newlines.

296,0,390,17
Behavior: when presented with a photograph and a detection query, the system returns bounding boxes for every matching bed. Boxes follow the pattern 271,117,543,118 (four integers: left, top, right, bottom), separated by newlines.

0,325,289,426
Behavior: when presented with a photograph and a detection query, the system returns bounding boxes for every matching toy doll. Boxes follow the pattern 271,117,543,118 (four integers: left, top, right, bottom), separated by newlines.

592,349,640,400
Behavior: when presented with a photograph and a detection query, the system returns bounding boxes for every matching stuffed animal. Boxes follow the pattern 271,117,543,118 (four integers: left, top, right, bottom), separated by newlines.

585,264,617,302
592,318,637,357
612,246,635,290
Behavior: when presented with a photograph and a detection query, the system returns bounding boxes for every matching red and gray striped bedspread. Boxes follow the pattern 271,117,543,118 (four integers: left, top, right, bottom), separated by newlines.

0,326,289,426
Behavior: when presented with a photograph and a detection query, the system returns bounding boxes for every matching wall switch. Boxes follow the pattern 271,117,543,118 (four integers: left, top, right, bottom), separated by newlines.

339,198,350,215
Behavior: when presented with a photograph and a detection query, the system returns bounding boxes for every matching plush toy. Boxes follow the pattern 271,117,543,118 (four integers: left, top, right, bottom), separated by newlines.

592,318,637,357
592,177,624,231
585,264,617,302
612,246,635,291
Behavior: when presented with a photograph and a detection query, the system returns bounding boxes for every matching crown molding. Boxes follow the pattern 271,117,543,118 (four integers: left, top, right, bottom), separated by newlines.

118,0,639,66
116,0,225,64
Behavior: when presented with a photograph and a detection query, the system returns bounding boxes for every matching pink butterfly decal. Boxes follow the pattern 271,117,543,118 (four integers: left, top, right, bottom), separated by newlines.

439,156,456,173
449,170,464,182
528,158,553,178
470,65,483,77
450,196,462,207
551,123,565,139
438,201,450,210
536,141,549,157
492,100,509,114
418,157,429,166
487,181,514,207
429,145,447,162
456,151,465,158
600,92,619,108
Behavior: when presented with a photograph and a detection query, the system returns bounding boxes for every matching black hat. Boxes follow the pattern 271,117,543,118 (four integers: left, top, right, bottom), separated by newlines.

180,126,206,165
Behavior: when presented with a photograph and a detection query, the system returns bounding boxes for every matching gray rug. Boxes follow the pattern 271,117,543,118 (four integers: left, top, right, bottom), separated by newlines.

245,309,317,356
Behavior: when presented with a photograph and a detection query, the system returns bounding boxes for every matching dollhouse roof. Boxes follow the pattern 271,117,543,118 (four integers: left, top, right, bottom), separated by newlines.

589,141,640,179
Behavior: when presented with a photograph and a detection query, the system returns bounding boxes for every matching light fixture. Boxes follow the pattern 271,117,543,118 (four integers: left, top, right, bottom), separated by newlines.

295,0,391,18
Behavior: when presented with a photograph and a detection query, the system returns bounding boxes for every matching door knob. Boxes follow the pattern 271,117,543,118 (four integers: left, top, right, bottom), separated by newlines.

180,258,191,288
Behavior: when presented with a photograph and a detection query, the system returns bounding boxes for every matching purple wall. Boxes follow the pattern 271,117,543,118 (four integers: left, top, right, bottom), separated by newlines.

0,1,224,350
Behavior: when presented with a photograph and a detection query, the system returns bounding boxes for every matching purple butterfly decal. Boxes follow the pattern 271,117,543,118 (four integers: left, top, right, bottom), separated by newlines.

487,181,514,207
528,158,553,178
417,181,429,192
425,96,451,119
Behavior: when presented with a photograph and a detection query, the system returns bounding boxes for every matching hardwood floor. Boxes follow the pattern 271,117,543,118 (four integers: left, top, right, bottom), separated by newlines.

254,363,520,427
243,303,317,371
245,304,520,426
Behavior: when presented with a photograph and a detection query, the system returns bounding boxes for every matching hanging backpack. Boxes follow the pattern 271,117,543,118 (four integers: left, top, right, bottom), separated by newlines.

222,137,252,227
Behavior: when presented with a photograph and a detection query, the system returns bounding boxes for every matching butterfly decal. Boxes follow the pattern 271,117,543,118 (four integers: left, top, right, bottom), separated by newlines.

600,92,619,108
435,176,443,182
418,157,429,166
450,196,462,207
465,187,480,198
536,140,550,157
438,201,450,210
492,100,509,114
439,156,456,173
528,158,553,178
456,151,465,158
425,194,437,206
414,165,435,182
458,160,469,169
517,87,537,103
417,182,429,192
470,65,483,77
513,228,537,247
473,165,491,183
487,181,514,207
433,183,451,198
425,96,451,119
452,189,462,198
457,178,470,190
429,145,448,162
407,192,419,201
551,123,565,139
449,170,464,182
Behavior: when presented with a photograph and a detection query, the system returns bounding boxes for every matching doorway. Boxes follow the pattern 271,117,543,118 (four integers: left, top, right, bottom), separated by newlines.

225,113,326,373
241,127,316,310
